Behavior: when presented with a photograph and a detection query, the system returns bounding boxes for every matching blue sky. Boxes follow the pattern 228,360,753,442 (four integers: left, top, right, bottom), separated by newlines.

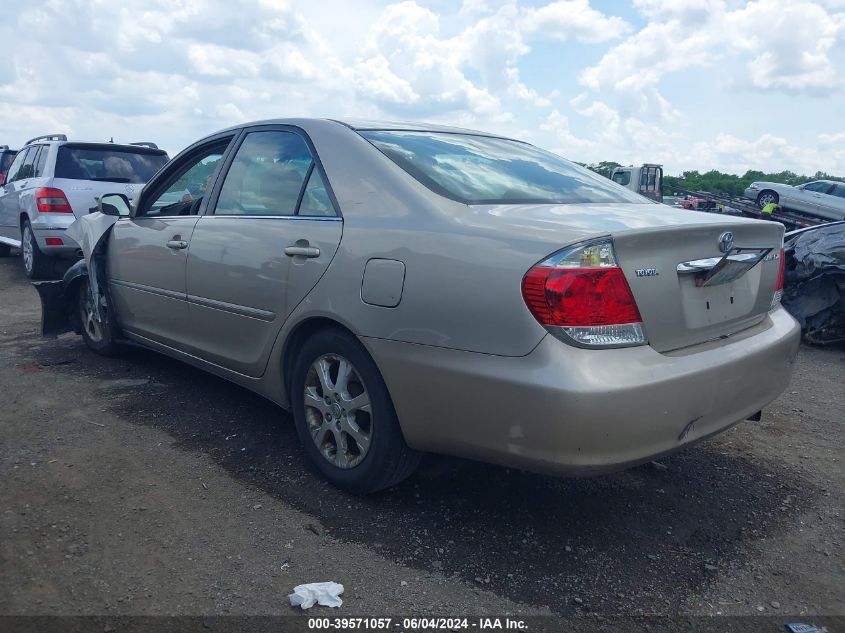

0,0,843,176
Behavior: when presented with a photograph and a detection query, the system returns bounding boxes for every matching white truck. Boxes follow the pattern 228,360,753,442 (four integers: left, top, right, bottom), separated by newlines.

610,164,664,202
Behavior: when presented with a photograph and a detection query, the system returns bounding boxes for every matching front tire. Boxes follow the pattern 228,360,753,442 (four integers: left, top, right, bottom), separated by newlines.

21,219,55,279
77,278,121,356
756,190,779,208
291,328,420,494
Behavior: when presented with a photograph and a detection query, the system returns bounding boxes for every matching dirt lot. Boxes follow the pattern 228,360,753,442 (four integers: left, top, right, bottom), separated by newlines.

1,252,843,623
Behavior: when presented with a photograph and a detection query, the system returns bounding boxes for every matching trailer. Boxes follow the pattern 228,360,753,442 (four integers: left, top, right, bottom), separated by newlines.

608,163,829,230
671,189,828,231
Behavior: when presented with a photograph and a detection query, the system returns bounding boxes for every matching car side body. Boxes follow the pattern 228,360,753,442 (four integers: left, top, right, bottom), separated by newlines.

744,179,845,221
40,118,801,492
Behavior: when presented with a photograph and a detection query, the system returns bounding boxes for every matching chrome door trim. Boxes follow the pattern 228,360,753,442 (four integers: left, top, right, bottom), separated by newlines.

197,215,342,222
186,294,276,322
110,279,187,301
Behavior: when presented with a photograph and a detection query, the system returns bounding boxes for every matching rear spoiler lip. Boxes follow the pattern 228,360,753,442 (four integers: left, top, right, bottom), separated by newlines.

59,141,167,155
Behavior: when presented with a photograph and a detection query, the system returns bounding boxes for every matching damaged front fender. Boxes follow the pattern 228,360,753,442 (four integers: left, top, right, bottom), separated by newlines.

33,211,118,339
33,259,89,338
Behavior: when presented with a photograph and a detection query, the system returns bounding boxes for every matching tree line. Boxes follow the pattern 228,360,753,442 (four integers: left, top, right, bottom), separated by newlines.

577,161,845,197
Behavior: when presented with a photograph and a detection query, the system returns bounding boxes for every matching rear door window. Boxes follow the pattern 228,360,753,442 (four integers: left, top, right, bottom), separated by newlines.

55,145,168,183
214,131,320,217
33,146,49,177
15,148,38,181
298,168,335,216
804,181,834,194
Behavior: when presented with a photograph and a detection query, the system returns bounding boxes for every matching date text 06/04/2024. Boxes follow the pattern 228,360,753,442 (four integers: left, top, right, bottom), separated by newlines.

307,617,528,630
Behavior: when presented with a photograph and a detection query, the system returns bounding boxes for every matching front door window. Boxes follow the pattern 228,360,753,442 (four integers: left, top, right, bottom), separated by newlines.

140,144,228,218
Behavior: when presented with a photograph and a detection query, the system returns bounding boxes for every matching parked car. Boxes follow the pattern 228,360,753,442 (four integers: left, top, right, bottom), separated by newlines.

744,180,845,221
38,119,800,494
0,134,168,277
0,145,18,186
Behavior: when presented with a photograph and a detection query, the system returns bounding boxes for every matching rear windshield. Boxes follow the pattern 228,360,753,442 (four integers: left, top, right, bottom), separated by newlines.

360,130,647,205
55,145,168,183
0,152,16,173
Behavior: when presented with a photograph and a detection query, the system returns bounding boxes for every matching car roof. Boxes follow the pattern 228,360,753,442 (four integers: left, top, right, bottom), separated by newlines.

213,117,516,140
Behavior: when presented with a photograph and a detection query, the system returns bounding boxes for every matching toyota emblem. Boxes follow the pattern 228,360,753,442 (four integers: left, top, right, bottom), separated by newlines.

718,231,734,253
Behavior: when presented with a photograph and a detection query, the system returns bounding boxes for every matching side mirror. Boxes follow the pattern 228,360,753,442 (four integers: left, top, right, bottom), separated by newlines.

98,193,131,217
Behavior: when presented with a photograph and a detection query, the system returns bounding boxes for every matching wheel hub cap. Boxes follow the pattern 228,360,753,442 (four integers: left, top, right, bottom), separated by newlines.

303,354,373,469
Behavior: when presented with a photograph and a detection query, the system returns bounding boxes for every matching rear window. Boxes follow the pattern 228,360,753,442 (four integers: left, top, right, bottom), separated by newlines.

55,145,168,183
0,152,16,173
360,130,647,205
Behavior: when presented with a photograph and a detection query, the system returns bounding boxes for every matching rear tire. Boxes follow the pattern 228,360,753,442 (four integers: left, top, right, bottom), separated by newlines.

21,219,55,279
756,191,779,208
77,277,121,356
290,328,420,494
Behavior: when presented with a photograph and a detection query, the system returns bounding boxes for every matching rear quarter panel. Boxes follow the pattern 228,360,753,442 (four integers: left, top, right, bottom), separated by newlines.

296,122,553,357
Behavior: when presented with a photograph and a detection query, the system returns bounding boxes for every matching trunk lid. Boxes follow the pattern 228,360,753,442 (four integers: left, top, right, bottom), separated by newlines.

466,202,784,352
611,221,782,352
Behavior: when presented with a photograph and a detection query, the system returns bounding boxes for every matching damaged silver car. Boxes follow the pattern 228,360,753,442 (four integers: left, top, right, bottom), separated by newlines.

35,119,801,494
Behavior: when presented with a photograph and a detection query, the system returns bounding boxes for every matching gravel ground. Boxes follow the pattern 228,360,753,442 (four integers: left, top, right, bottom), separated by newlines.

0,252,843,623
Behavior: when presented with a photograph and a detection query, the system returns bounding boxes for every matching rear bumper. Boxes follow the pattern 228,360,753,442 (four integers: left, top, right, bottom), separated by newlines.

743,187,759,201
364,307,800,475
31,214,80,256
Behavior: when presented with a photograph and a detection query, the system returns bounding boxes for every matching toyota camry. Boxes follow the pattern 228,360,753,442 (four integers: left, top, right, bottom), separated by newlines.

37,118,800,494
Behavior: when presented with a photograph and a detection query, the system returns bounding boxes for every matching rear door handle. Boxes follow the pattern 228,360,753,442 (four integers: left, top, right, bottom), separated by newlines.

166,240,188,250
285,245,320,258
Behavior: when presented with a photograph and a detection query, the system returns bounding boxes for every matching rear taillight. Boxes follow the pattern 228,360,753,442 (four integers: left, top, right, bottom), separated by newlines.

35,187,72,213
522,238,646,347
771,247,785,308
0,173,6,185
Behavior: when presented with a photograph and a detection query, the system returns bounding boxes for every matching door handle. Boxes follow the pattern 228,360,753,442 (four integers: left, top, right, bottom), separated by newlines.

166,240,188,250
285,245,320,258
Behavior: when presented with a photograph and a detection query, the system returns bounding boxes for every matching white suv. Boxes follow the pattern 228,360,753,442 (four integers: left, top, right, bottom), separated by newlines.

0,134,168,277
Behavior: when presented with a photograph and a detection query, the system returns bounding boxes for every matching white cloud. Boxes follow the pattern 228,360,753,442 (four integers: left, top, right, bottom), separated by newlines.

686,132,826,175
0,0,842,177
520,0,632,42
582,0,845,108
727,1,845,94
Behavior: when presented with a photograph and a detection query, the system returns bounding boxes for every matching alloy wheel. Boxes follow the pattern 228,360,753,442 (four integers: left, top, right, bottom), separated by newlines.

303,354,373,469
22,224,33,274
758,192,776,207
80,283,105,343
